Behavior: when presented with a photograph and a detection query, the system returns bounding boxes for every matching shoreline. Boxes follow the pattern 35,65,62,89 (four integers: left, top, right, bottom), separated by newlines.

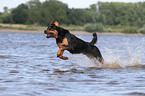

0,28,144,36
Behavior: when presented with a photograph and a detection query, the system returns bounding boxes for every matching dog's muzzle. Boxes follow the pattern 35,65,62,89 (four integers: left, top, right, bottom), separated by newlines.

44,30,47,34
44,30,54,38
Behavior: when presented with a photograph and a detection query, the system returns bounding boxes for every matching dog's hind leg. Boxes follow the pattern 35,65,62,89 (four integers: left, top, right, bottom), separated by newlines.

87,45,104,64
90,33,97,45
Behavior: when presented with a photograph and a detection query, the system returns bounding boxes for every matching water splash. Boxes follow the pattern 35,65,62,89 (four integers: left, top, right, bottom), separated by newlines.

102,38,144,69
102,48,141,69
70,38,145,69
70,54,102,68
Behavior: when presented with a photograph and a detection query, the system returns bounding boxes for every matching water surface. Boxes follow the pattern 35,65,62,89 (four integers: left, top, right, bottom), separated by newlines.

0,32,145,96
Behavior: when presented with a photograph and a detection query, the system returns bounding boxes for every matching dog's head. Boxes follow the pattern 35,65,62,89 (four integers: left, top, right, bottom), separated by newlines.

44,21,59,38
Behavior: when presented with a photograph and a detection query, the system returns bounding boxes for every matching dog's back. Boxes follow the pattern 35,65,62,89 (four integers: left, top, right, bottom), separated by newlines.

65,32,104,63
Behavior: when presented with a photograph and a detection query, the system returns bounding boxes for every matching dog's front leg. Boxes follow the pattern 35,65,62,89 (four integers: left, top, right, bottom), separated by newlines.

57,46,68,60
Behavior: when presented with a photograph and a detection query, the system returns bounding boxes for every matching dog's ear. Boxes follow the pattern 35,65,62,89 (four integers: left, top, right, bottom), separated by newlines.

54,21,59,27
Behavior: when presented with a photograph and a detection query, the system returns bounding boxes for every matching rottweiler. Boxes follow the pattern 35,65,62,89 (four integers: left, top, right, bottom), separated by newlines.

44,21,104,63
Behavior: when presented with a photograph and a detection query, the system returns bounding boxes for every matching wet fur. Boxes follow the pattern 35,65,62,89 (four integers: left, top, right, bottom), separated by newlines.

44,22,104,63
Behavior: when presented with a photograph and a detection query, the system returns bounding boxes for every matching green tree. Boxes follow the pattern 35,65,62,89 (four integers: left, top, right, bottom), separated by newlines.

1,0,145,27
0,12,3,22
27,0,41,9
28,0,69,25
98,2,145,27
2,14,13,23
40,0,69,25
67,9,86,25
3,7,8,13
2,7,14,23
12,4,29,24
27,0,41,24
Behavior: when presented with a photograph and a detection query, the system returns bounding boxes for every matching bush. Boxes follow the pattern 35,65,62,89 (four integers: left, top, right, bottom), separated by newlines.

84,23,104,32
122,27,138,33
138,25,145,34
2,15,14,23
106,28,112,32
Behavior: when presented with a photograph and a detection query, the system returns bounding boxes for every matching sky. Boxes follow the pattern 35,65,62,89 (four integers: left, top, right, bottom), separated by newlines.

0,0,144,12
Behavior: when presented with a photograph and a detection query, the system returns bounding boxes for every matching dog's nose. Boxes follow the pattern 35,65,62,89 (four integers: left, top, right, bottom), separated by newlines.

44,30,47,34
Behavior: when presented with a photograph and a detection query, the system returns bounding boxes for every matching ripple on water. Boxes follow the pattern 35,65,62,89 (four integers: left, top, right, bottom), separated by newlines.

0,87,7,91
54,68,85,74
9,70,19,73
107,80,120,85
46,88,61,91
127,92,145,96
0,55,12,59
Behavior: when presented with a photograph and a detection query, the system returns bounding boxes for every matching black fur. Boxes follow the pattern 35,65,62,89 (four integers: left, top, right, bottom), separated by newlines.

44,23,104,63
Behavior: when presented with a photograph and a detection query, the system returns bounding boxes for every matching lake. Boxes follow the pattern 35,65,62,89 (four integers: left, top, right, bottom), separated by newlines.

0,32,145,96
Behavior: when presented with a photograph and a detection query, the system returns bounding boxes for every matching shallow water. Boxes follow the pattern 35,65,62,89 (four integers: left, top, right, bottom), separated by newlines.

0,32,145,96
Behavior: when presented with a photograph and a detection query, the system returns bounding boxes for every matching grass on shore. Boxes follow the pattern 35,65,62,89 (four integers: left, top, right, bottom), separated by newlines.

0,23,85,31
0,23,140,33
0,23,45,31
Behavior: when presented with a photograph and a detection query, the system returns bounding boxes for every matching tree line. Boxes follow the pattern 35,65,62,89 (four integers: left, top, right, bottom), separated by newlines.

0,0,145,27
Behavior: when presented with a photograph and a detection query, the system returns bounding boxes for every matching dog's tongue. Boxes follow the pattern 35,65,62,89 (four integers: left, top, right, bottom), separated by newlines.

46,34,52,38
47,34,51,36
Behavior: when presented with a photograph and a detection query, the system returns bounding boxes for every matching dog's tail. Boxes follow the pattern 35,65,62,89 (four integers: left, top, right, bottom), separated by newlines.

90,33,97,45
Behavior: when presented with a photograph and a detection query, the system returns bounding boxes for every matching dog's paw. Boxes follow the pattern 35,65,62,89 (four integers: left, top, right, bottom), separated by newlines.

58,55,68,60
57,53,60,57
62,57,68,60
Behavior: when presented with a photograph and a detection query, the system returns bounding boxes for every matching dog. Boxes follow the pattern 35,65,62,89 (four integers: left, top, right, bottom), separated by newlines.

44,21,104,63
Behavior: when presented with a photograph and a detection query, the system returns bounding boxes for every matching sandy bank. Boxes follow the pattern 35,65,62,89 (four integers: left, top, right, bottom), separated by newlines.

0,28,144,36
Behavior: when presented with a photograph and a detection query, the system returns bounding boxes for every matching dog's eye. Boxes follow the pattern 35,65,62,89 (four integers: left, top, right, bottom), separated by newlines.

48,27,54,31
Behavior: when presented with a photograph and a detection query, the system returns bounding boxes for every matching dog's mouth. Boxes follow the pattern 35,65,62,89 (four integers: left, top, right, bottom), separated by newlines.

44,29,58,38
46,33,54,38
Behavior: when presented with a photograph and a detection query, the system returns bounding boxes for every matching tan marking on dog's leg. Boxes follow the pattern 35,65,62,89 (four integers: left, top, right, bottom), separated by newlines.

57,47,68,60
57,38,68,48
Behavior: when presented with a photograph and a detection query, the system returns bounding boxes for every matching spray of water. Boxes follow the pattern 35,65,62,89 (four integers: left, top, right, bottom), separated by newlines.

103,38,144,69
71,38,145,69
102,48,141,69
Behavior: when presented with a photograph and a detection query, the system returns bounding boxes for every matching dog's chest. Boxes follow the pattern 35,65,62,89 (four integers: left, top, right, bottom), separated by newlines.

57,38,68,48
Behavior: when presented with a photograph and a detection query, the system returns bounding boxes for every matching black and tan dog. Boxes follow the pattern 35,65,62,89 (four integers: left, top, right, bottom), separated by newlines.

44,21,104,63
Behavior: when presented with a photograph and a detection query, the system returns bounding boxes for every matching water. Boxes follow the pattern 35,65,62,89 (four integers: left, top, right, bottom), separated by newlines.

0,32,145,96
